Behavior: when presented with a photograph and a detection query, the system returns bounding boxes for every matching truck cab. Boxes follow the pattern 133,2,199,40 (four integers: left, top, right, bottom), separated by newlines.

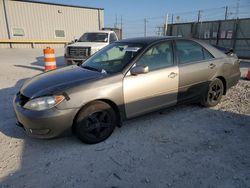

65,31,118,65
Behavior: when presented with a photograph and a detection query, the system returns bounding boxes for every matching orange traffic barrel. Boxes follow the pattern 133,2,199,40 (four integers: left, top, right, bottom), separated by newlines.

247,68,250,80
43,47,57,71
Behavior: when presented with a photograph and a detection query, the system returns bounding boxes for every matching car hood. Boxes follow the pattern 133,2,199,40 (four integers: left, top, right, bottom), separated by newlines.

68,42,108,49
21,65,105,98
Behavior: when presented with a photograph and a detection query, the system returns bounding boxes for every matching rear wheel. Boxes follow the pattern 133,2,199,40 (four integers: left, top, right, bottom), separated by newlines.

202,78,224,107
75,101,117,144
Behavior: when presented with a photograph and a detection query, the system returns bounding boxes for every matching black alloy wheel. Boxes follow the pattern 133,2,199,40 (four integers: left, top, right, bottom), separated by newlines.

75,101,117,144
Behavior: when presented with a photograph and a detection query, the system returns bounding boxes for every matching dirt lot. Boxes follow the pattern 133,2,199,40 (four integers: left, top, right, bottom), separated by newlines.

0,49,249,188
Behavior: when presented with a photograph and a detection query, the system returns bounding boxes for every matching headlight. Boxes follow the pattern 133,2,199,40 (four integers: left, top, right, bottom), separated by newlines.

24,95,65,111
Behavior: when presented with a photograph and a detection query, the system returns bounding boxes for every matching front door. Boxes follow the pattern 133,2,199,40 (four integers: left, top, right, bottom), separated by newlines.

123,41,179,118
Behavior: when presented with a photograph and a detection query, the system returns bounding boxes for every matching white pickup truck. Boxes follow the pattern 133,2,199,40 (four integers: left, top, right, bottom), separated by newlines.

64,31,118,65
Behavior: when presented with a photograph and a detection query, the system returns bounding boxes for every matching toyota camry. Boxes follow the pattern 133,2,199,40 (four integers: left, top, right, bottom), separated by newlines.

13,37,240,144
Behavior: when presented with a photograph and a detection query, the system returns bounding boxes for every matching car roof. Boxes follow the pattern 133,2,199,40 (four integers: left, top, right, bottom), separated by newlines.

118,36,178,44
117,37,226,58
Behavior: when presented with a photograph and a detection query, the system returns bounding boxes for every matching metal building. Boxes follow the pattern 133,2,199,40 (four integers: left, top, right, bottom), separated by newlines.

0,0,104,48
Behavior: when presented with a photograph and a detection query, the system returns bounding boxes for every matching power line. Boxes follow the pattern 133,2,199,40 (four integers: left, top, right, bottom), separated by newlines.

118,3,250,38
122,4,250,24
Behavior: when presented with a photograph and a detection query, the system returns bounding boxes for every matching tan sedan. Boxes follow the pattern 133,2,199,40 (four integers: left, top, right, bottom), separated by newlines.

13,37,240,144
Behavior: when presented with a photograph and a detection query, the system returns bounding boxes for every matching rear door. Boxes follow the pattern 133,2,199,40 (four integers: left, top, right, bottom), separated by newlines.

123,41,179,118
175,40,216,102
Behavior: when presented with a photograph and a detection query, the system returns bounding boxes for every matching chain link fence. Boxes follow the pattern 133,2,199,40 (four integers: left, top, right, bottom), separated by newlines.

115,4,250,58
167,18,250,58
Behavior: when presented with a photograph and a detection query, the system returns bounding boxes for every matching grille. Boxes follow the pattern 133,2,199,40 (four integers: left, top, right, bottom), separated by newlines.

68,47,91,58
18,93,30,106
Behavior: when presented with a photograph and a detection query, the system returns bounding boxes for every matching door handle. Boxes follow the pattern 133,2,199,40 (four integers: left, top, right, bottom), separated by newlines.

209,63,216,69
168,72,178,78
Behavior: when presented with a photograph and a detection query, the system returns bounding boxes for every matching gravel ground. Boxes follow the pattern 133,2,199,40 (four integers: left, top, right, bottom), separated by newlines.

0,49,249,188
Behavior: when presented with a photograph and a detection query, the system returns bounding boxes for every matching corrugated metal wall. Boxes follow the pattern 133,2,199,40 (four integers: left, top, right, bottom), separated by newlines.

167,18,250,58
0,0,104,48
0,0,9,48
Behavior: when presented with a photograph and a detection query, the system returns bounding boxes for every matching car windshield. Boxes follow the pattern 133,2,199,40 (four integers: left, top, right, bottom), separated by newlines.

78,33,108,42
81,42,145,73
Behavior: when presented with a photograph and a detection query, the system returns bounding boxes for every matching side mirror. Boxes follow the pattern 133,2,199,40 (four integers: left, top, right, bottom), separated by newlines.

226,48,234,55
74,39,78,42
130,65,149,75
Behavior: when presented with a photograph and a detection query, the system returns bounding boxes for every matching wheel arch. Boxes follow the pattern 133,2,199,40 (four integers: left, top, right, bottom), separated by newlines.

216,76,227,95
99,99,121,125
72,99,121,132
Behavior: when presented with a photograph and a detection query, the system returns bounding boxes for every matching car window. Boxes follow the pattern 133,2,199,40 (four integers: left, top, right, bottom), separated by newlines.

78,33,108,43
95,44,126,62
136,42,174,71
176,40,206,64
203,48,214,60
109,33,118,43
82,43,144,73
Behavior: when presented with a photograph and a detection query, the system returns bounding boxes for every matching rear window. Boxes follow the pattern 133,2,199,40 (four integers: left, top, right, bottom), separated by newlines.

79,33,108,43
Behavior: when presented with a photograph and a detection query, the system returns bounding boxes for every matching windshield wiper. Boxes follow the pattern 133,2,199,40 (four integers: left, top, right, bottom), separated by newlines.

82,66,100,72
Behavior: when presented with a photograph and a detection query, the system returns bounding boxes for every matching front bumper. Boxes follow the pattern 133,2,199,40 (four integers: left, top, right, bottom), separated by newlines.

13,94,78,139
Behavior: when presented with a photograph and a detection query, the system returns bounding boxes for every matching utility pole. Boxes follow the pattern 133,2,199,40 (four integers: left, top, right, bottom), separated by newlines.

225,6,228,20
171,14,174,24
156,26,161,36
164,14,169,36
197,10,201,23
114,14,118,28
144,18,148,37
197,10,202,39
120,16,123,29
120,16,123,39
236,0,240,19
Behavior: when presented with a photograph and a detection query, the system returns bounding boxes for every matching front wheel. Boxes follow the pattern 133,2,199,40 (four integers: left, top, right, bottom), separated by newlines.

75,101,117,144
201,78,224,107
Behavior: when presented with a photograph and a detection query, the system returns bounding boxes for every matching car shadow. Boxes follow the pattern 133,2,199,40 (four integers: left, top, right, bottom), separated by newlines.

31,56,66,68
13,55,66,72
0,79,250,187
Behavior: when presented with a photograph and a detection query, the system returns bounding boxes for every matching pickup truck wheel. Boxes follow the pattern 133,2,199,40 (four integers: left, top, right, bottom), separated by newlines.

201,78,224,107
75,101,117,144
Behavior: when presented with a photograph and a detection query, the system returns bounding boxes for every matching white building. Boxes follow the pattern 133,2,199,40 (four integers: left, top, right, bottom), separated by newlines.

0,0,104,48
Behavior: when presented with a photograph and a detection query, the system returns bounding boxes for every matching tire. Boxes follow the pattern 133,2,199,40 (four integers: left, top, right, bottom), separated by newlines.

201,78,224,107
75,101,117,144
